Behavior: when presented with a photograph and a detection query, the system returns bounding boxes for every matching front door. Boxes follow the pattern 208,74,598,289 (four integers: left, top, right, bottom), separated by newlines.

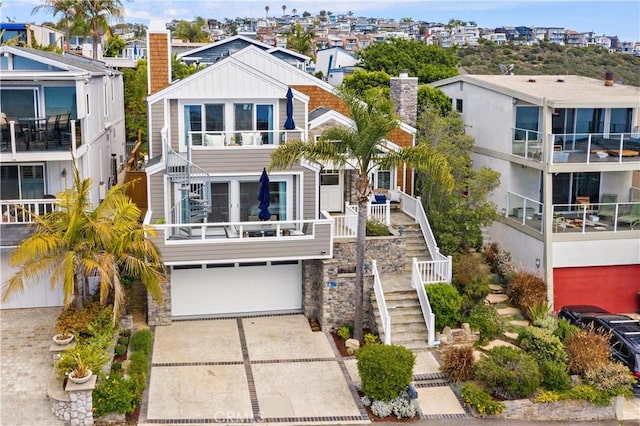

320,169,343,212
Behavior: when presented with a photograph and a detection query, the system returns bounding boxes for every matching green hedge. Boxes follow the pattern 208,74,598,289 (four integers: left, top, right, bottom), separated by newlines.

357,344,415,402
130,329,153,355
518,326,568,365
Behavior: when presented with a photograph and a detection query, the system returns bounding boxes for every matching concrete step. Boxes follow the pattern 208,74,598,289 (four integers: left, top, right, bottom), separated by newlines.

488,284,504,293
377,289,417,300
391,336,431,351
497,306,522,316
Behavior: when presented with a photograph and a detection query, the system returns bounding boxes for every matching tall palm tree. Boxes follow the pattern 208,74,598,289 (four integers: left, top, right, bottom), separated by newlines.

282,4,286,16
2,162,166,322
80,0,124,59
291,8,297,16
269,89,454,340
265,5,269,18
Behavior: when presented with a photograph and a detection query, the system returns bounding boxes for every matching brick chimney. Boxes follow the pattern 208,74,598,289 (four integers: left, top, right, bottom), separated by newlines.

604,71,614,87
390,70,418,127
146,25,171,95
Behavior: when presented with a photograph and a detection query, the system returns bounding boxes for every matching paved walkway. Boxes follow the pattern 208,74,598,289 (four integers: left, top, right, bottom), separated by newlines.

1,308,66,426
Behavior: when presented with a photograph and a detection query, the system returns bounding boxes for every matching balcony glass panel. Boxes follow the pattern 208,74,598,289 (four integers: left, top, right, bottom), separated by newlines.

44,87,77,118
1,88,39,118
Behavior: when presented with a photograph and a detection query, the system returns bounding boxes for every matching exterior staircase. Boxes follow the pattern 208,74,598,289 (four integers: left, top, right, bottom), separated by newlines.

372,288,431,350
370,214,436,350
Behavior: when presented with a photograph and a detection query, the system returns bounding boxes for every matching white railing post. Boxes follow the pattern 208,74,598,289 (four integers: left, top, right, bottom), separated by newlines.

371,260,391,345
385,200,391,225
9,121,17,156
415,195,421,224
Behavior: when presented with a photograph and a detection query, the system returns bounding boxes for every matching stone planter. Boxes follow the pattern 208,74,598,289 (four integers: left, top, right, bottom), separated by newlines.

68,370,93,385
53,333,74,345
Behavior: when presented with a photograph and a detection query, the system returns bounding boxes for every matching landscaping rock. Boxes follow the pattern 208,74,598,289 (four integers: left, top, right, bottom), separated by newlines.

345,338,360,352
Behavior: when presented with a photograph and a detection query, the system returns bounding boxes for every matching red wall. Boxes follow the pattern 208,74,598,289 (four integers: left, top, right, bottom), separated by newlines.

554,265,640,313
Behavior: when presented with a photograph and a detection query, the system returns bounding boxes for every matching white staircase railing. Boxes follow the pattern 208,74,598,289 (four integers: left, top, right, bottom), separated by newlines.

399,191,452,283
372,260,391,345
332,202,358,238
412,257,436,346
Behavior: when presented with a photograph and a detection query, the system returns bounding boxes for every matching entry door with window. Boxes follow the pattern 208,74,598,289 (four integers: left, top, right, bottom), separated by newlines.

208,177,290,222
320,169,343,212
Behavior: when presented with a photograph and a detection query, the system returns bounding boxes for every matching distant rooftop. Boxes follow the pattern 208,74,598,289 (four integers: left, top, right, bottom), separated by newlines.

434,74,640,107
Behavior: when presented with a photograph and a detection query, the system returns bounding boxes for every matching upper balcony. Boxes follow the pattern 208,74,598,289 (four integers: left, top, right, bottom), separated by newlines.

511,128,640,165
188,128,304,149
148,215,334,265
505,191,640,235
1,117,83,157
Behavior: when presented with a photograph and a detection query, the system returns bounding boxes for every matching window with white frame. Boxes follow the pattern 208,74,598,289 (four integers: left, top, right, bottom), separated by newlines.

0,164,45,199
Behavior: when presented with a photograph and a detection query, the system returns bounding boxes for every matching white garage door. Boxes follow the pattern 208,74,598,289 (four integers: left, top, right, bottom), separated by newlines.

0,251,64,309
171,262,302,317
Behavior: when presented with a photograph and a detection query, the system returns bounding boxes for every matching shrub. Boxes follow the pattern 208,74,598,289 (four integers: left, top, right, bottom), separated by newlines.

117,336,129,346
474,346,541,399
539,360,571,392
130,329,153,355
363,332,380,346
529,302,555,330
357,344,415,402
483,243,514,280
441,346,475,383
482,243,500,271
452,254,489,288
461,382,505,415
553,318,580,343
533,390,561,403
584,362,634,398
565,329,611,375
93,373,136,416
127,351,149,381
337,325,352,341
506,271,546,320
115,344,127,357
518,326,567,364
370,400,392,417
120,328,132,338
466,303,504,345
567,384,611,406
366,220,389,236
111,361,122,372
55,303,112,336
425,283,462,330
368,389,421,419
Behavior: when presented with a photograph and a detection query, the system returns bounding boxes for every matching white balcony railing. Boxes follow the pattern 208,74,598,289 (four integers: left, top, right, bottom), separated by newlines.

505,191,640,233
1,119,81,155
1,198,58,224
188,129,304,148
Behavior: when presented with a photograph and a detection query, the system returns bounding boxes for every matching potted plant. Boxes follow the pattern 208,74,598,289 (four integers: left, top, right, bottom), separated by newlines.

68,354,92,384
53,331,74,345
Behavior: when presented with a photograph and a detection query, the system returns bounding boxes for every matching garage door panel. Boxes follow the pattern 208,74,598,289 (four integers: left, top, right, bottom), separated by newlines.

171,263,302,317
1,252,64,309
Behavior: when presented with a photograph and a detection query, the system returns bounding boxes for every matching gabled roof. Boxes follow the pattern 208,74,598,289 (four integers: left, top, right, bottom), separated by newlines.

146,53,309,104
177,34,309,62
0,46,116,77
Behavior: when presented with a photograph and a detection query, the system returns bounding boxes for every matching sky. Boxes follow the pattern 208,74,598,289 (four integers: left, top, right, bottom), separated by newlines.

1,0,639,42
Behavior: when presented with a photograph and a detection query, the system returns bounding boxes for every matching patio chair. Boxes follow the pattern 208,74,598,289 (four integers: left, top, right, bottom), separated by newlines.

617,203,640,229
597,193,617,220
56,113,71,146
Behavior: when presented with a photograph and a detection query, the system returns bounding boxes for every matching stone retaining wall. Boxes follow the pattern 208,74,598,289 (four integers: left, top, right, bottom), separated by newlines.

302,234,404,331
486,396,621,421
147,279,172,326
48,373,96,425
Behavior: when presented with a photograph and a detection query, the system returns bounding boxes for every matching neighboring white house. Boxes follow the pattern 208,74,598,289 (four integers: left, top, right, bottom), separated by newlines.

433,74,640,314
315,47,358,86
0,46,126,309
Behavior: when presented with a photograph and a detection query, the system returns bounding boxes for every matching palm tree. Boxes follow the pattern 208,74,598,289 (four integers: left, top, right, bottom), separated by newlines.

81,0,124,59
282,4,286,16
269,89,454,340
265,5,269,18
31,0,77,52
286,23,314,56
291,8,297,16
2,161,166,322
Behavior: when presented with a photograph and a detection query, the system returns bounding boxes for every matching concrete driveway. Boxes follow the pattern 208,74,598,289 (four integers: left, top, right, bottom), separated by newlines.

139,315,369,425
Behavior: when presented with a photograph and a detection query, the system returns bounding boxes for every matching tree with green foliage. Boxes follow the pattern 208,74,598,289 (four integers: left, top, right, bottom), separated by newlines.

269,88,453,340
286,23,314,57
173,17,211,42
104,33,124,57
2,161,167,321
358,39,458,84
342,69,391,98
417,85,452,116
416,108,500,253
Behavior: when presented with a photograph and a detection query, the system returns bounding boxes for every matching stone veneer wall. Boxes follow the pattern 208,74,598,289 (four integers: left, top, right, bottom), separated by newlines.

49,374,96,425
490,397,620,421
303,233,405,331
147,279,172,326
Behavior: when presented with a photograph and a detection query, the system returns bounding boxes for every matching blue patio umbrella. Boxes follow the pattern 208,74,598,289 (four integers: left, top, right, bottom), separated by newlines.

133,44,138,58
284,87,296,130
258,168,271,221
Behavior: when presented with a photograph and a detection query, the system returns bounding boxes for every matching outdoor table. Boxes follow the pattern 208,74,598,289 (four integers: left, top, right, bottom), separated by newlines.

18,117,46,148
